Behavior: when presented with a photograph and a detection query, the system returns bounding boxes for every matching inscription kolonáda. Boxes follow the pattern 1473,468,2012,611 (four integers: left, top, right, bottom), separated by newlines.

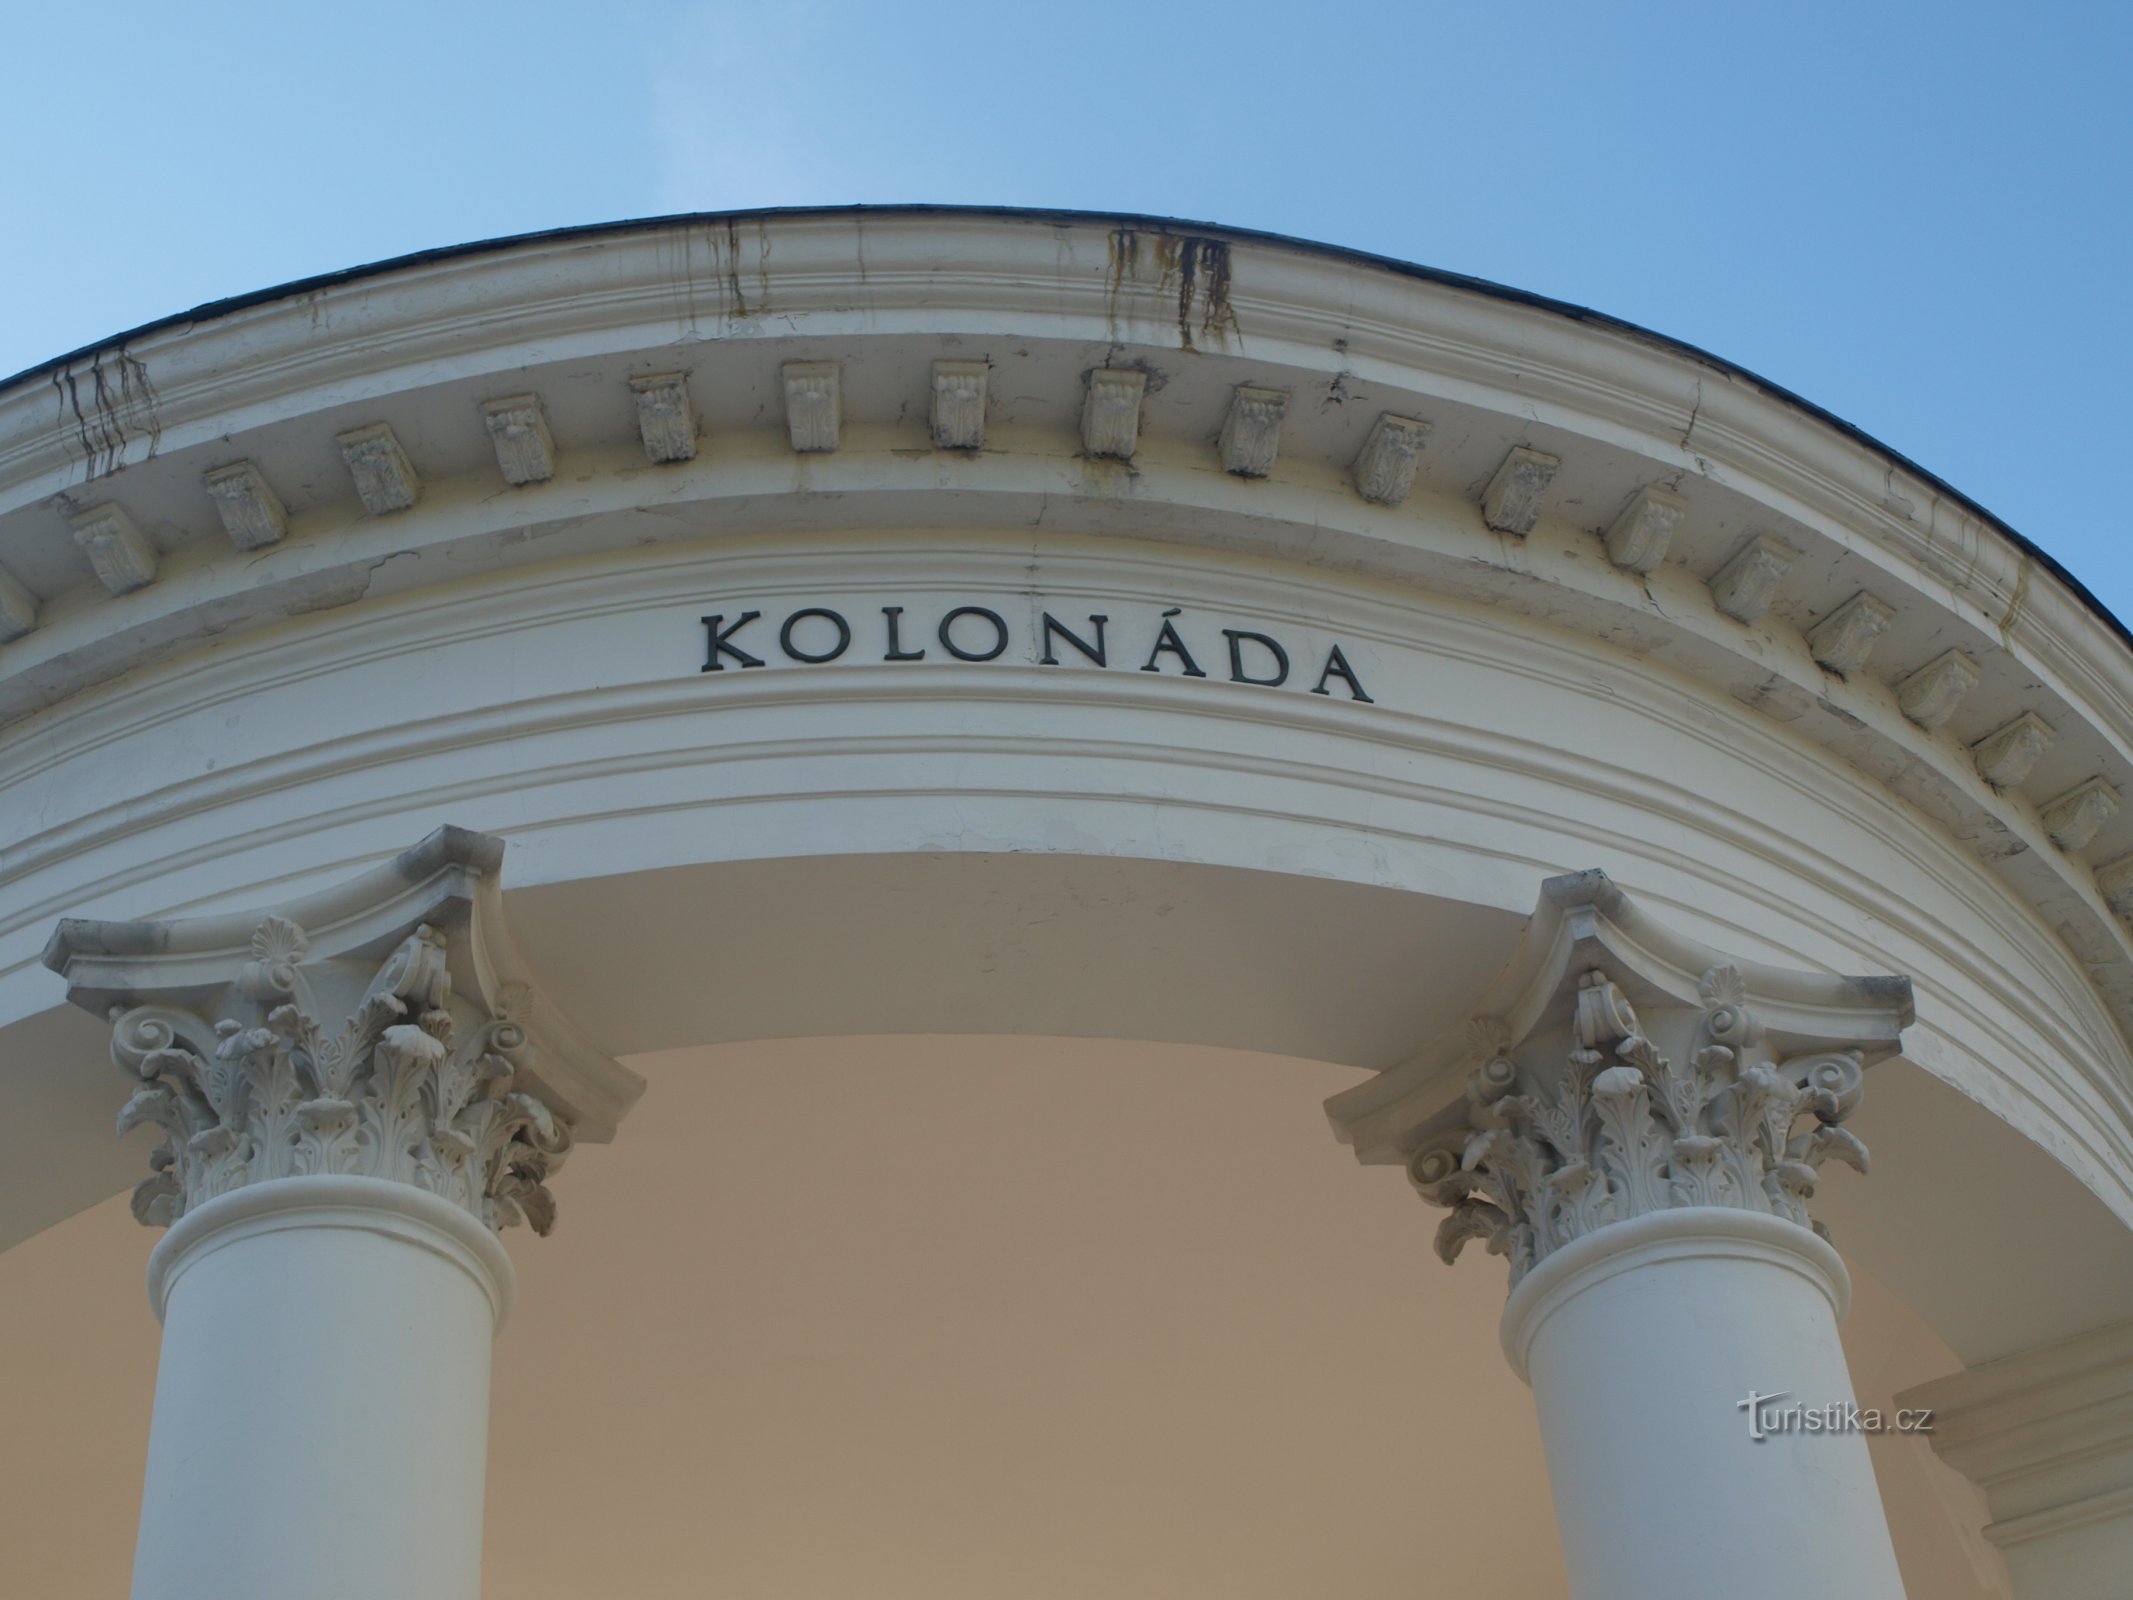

700,604,1373,701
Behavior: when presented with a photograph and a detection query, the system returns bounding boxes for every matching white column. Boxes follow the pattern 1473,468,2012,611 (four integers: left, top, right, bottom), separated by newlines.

1503,1209,1904,1600
1327,871,1917,1600
134,1178,511,1600
41,828,643,1600
1899,1318,2133,1598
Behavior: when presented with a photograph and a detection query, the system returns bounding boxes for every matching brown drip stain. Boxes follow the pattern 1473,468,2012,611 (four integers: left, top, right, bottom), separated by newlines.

50,348,160,481
1106,227,1238,351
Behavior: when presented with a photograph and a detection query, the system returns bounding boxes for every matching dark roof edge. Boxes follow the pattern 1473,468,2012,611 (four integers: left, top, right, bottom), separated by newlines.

9,202,2122,650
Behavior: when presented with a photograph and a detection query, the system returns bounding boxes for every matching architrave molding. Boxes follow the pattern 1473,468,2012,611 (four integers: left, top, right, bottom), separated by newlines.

1900,1318,2133,1573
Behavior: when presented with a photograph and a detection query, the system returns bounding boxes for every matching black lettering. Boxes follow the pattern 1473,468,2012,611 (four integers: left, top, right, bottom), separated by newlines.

1310,644,1373,702
882,606,926,661
1222,629,1289,687
701,612,765,671
1039,612,1108,667
1140,619,1207,678
779,607,852,664
938,606,1009,661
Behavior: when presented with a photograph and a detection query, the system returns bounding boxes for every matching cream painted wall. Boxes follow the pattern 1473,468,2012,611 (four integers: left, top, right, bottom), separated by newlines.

0,1036,2003,1598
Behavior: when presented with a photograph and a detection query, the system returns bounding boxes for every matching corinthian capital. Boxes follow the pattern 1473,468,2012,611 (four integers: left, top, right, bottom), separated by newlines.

43,828,643,1235
1326,871,1912,1285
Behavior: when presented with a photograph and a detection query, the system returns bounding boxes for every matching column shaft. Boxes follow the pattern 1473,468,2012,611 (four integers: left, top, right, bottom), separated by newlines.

132,1178,512,1600
1504,1209,1906,1600
1326,875,1922,1599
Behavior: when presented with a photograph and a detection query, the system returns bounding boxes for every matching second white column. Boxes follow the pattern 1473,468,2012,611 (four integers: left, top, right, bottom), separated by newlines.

1329,871,1917,1600
1505,1208,1904,1600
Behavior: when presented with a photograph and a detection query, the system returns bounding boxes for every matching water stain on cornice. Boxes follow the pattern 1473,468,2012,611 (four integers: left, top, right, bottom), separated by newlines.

49,349,160,482
1107,226,1239,352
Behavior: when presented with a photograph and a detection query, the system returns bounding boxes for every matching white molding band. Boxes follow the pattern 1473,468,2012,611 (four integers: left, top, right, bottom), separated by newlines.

1986,1484,2133,1552
147,1173,517,1328
1900,1317,2133,1597
1499,1204,1852,1383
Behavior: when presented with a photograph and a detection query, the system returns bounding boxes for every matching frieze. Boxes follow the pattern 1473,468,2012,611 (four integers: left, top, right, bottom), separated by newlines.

699,602,1374,701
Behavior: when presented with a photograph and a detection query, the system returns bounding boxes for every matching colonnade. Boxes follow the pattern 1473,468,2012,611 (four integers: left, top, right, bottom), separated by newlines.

37,831,2133,1599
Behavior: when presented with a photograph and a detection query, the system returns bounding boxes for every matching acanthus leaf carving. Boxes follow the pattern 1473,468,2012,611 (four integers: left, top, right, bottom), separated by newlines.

110,919,572,1235
1415,963,1871,1284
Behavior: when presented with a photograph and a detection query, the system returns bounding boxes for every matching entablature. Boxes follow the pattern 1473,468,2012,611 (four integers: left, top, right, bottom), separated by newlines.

0,206,2129,1088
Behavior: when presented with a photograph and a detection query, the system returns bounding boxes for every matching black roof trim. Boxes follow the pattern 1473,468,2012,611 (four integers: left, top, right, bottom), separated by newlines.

7,202,2121,648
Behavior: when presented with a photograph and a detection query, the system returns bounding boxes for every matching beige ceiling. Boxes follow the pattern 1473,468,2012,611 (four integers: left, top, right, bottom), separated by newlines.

1,1036,2007,1597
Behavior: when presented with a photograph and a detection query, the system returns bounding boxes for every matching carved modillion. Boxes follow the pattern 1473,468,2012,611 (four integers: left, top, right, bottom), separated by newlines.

2042,778,2121,852
930,361,988,450
337,423,421,515
1708,534,1797,623
1218,385,1287,478
1481,447,1558,536
482,395,556,486
68,503,158,593
1897,649,1980,730
0,561,37,641
1807,591,1895,677
1602,485,1683,574
1351,413,1428,506
1974,712,2056,789
782,362,841,453
202,462,289,551
2098,855,2133,919
630,373,698,463
1081,369,1145,459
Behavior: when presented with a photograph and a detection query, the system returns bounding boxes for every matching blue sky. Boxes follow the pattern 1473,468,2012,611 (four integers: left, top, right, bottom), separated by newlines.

6,1,2127,618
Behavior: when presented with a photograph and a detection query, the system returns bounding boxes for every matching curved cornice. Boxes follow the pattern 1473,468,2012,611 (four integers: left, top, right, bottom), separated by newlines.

1,205,2131,1068
1,202,2120,658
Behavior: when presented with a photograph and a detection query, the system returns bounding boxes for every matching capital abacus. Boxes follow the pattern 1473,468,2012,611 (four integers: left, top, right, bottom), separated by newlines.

700,602,1376,701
